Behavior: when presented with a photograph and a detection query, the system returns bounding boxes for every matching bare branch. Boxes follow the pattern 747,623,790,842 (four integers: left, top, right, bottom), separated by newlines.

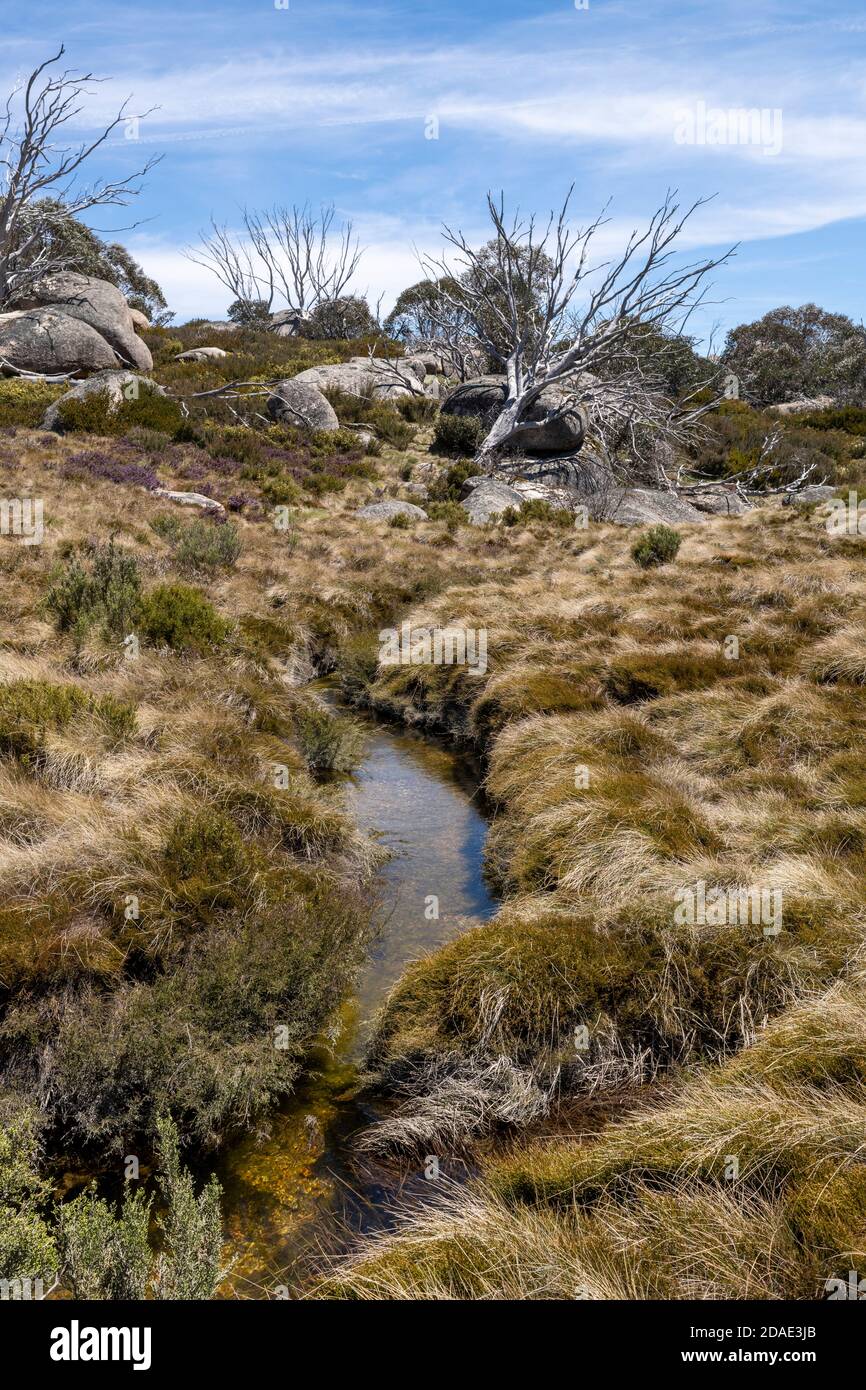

0,48,160,306
420,188,735,472
185,202,364,321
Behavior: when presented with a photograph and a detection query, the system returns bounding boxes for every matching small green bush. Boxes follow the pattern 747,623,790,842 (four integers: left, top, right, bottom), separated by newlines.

388,510,414,529
138,583,229,652
428,458,481,502
162,809,249,915
46,541,141,642
59,1184,152,1300
56,1116,223,1300
0,378,65,428
305,472,346,497
293,703,366,773
153,1115,224,1299
322,389,416,448
501,499,573,528
54,385,183,437
151,514,242,572
397,394,438,423
0,1099,56,1286
631,524,683,569
433,413,485,456
124,425,172,454
259,476,304,506
427,500,466,532
792,406,866,436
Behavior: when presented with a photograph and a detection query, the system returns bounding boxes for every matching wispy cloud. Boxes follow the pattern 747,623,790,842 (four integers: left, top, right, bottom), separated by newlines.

5,0,860,327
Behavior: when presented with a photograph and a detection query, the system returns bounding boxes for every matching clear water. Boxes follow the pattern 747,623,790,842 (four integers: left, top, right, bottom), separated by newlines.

216,701,497,1297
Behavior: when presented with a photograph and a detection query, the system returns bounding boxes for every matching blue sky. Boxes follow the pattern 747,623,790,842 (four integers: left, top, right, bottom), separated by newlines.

4,0,865,341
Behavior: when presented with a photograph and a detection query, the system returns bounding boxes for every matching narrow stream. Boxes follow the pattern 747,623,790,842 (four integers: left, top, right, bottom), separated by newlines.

216,695,498,1297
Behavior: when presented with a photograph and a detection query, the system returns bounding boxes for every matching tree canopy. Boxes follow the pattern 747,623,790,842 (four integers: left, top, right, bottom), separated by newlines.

722,303,866,406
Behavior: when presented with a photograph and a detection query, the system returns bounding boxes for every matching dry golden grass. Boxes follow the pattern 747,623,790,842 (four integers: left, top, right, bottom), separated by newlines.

4,400,866,1295
325,972,866,1300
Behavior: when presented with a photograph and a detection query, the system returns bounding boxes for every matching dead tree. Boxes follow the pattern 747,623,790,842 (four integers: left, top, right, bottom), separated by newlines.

187,203,363,322
420,189,734,475
0,47,159,308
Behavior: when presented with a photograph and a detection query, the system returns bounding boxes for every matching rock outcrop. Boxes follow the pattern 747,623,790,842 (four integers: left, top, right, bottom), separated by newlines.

603,487,707,526
271,309,310,338
153,488,224,513
174,347,229,361
689,487,751,516
292,356,433,402
267,379,340,431
16,273,153,372
441,376,587,454
768,395,835,416
356,500,428,521
459,477,524,523
782,484,837,506
0,308,119,376
0,275,155,377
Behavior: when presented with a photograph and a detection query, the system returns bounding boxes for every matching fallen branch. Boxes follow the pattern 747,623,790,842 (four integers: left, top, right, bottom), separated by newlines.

0,358,80,382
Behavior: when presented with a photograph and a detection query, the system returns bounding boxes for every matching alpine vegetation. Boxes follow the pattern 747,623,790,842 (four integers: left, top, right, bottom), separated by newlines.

0,13,865,1329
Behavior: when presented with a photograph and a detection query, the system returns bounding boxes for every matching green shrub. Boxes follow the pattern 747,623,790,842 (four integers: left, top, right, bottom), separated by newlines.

293,703,366,773
162,810,249,915
151,514,242,572
138,583,228,652
0,378,65,428
124,425,172,454
259,476,304,506
0,1098,56,1285
153,1116,224,1299
305,472,346,497
322,389,416,448
427,500,466,532
792,406,866,436
689,407,847,487
46,541,141,642
433,413,485,456
59,1185,152,1300
56,1116,223,1300
53,385,183,437
631,524,682,569
397,394,438,423
501,499,574,528
17,876,372,1152
388,510,414,529
428,458,482,502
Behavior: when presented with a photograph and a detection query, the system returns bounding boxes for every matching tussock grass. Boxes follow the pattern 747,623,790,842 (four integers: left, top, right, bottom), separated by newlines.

325,973,866,1299
356,505,866,1133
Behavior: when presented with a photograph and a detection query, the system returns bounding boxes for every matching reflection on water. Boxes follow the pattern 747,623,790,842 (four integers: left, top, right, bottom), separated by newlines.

217,704,497,1297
